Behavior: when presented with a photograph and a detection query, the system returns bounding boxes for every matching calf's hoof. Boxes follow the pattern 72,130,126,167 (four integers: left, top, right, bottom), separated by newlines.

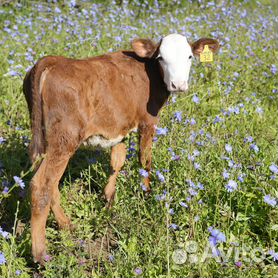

145,187,151,194
59,221,76,231
105,198,114,209
33,250,49,266
103,190,115,209
57,217,75,231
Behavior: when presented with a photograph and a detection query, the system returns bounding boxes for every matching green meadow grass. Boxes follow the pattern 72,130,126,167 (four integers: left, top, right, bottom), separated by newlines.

0,1,277,277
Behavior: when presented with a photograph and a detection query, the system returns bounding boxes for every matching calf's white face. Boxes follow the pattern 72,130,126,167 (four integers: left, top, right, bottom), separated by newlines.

131,34,219,93
157,34,193,92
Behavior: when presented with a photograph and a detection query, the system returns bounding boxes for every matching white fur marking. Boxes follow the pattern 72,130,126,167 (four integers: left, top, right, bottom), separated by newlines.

83,126,138,149
83,135,124,148
158,34,193,92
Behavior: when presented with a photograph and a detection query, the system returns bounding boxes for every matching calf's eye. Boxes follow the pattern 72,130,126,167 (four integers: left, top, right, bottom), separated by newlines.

189,55,193,59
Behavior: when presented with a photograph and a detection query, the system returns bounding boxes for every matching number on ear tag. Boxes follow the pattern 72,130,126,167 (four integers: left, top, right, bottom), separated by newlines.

200,45,213,63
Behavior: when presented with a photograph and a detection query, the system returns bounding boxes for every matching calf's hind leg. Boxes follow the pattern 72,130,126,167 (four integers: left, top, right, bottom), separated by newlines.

31,125,79,263
31,152,72,263
51,178,72,230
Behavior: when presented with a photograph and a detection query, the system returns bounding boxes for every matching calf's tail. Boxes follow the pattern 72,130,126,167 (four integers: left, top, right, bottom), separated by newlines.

23,61,47,164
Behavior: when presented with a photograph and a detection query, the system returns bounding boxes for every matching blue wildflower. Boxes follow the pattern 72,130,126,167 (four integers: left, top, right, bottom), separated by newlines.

197,182,204,190
208,227,226,246
186,179,195,187
88,157,97,164
213,115,223,124
250,144,259,153
192,94,200,104
174,111,182,122
269,164,278,174
268,250,278,261
156,170,165,182
108,255,114,262
0,227,9,239
244,136,254,143
140,183,147,191
169,223,178,230
223,169,230,179
188,188,198,196
270,64,277,75
225,180,238,192
193,149,200,157
228,160,234,168
186,196,192,202
235,261,242,268
187,154,195,161
86,28,93,35
156,194,166,201
190,118,196,125
0,252,6,265
171,96,177,103
54,7,61,13
170,149,180,160
233,72,239,78
263,195,277,207
256,107,263,115
6,70,19,77
134,267,143,275
0,137,6,144
211,230,226,243
225,144,232,153
180,201,188,208
68,0,76,7
2,186,9,194
194,162,201,170
139,169,148,178
238,174,245,182
44,254,52,262
156,127,168,136
207,1,215,7
169,208,174,215
13,176,25,189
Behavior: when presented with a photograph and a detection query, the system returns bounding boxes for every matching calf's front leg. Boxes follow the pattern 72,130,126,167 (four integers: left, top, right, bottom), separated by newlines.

104,142,126,206
139,124,155,192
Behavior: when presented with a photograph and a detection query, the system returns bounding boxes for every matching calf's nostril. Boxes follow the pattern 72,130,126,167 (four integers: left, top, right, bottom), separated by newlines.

171,82,176,89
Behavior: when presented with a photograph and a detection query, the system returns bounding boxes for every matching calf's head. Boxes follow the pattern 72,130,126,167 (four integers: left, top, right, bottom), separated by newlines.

132,34,220,92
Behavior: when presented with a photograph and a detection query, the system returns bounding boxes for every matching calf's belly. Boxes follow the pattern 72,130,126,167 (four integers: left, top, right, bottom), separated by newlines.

83,134,124,148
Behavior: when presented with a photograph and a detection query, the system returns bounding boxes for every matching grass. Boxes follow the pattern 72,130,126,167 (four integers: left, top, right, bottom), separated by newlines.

0,0,278,277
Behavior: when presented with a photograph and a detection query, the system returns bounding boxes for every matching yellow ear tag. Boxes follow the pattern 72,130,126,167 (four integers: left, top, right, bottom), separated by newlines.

200,45,213,63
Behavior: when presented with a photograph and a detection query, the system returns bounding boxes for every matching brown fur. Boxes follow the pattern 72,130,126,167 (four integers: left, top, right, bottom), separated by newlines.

190,38,220,55
23,37,219,263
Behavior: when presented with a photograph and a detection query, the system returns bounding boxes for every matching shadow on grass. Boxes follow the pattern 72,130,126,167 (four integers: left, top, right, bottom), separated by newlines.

0,134,114,272
0,134,112,232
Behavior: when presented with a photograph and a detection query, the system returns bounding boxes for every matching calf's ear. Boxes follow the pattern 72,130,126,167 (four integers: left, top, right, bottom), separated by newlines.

132,39,158,58
190,38,220,56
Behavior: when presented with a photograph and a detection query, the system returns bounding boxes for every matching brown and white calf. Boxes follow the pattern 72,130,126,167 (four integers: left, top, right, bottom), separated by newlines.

23,34,219,263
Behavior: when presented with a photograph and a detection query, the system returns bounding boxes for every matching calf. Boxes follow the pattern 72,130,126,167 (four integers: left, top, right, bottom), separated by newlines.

23,34,219,263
